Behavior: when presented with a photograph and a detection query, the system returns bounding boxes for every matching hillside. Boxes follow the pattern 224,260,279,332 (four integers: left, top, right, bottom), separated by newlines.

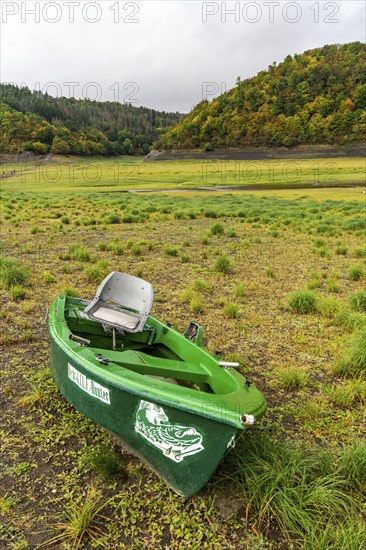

156,42,366,150
0,85,182,156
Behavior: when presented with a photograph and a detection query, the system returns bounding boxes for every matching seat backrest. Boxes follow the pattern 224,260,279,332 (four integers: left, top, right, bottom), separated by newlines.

96,272,153,315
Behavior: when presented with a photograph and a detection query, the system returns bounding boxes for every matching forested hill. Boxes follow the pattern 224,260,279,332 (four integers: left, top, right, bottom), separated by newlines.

0,84,182,156
156,42,366,150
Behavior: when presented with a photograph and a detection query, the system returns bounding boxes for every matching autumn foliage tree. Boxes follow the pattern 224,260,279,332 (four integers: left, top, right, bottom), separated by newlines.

0,86,182,155
156,42,366,150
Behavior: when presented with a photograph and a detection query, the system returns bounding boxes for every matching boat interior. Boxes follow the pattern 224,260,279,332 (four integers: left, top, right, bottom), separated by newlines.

63,273,240,395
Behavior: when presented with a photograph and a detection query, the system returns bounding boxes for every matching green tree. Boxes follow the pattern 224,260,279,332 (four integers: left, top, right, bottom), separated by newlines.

23,141,49,154
51,136,71,154
121,138,134,155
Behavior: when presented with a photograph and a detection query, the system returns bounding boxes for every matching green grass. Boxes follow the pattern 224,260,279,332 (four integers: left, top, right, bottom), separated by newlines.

303,519,366,550
108,240,124,256
180,253,190,263
327,278,340,293
210,222,224,236
215,255,232,274
69,244,92,262
11,285,28,302
79,446,126,479
85,261,109,283
164,246,179,257
42,271,56,284
327,383,358,407
348,265,364,281
352,246,366,258
43,487,111,549
224,302,240,319
234,282,246,299
192,279,212,294
349,290,366,313
226,433,357,543
335,244,348,255
287,290,317,314
189,294,203,314
0,257,31,289
2,156,364,192
17,382,44,407
62,286,80,298
277,367,309,389
107,213,120,224
338,440,366,493
335,328,366,377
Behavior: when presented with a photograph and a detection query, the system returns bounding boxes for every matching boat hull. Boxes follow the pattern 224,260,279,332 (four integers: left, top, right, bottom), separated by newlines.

50,339,238,496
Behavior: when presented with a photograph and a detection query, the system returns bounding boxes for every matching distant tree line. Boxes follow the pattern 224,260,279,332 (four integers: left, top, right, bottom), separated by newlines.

156,42,366,150
0,84,182,155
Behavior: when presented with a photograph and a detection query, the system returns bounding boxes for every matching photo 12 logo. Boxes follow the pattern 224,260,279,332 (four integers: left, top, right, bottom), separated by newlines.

2,80,140,103
1,1,140,24
202,1,340,24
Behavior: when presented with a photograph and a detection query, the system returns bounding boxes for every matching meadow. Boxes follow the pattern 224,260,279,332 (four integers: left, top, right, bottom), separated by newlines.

0,155,365,549
1,155,365,192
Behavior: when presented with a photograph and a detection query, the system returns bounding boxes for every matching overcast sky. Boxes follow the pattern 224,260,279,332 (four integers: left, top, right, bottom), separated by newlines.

0,1,365,113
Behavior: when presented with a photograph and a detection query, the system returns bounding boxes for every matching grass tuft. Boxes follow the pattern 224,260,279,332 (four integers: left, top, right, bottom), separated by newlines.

277,367,309,389
287,290,317,314
42,486,111,549
17,383,43,407
85,261,109,283
349,290,366,313
348,265,364,281
69,244,91,262
226,433,355,541
335,328,366,377
210,223,224,236
215,255,232,274
192,279,212,294
11,285,27,302
234,282,246,299
0,257,31,289
338,440,366,493
189,294,203,314
224,302,240,319
164,246,179,257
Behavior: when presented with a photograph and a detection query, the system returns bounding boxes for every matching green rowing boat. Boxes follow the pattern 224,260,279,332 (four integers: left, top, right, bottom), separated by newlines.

48,272,266,496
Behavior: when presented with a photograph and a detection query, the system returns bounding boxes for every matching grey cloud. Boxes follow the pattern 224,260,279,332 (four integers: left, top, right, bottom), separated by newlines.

1,1,365,113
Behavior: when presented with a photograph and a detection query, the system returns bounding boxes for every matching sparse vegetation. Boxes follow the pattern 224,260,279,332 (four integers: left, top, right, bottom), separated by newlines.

79,446,126,479
1,158,366,549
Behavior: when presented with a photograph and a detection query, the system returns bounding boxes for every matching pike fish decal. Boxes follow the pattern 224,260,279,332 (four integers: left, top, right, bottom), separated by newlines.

135,400,204,462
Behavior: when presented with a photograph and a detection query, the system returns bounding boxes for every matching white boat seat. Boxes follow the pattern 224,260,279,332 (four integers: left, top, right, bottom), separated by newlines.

92,307,139,330
82,272,153,333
